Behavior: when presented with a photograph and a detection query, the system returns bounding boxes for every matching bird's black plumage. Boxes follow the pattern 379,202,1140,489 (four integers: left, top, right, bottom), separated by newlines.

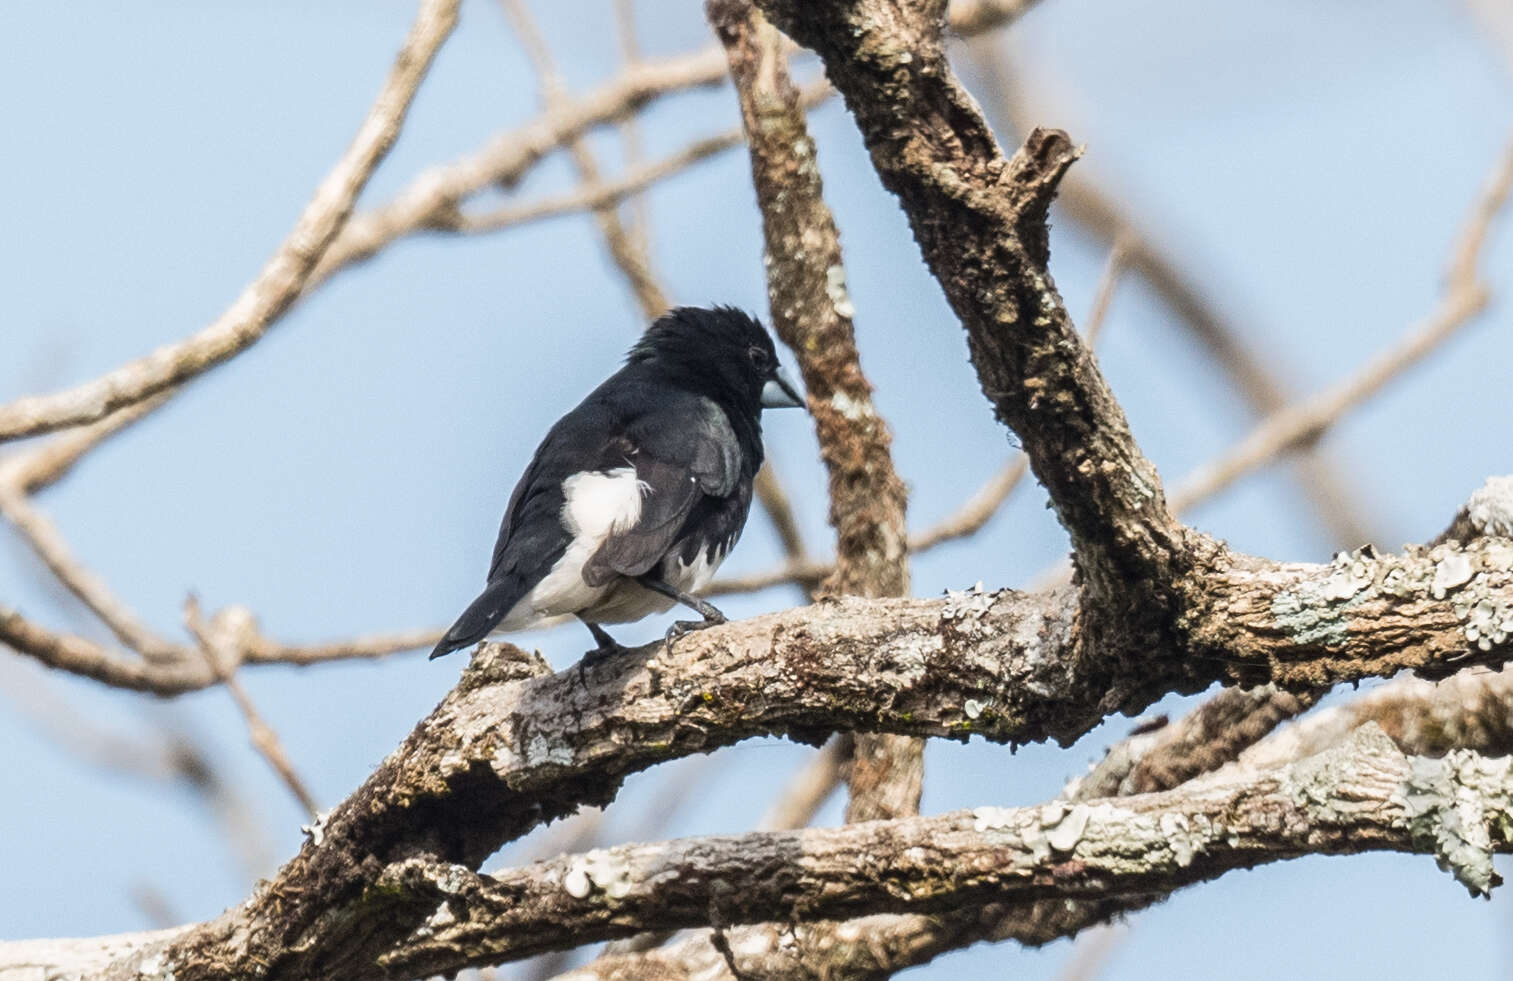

430,306,802,662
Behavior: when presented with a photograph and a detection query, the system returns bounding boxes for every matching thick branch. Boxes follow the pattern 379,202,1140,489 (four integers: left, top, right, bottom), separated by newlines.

711,0,919,826
753,0,1186,621
368,726,1512,976
36,503,1504,978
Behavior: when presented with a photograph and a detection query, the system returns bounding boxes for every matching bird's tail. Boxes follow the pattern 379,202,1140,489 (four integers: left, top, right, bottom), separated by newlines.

430,578,522,660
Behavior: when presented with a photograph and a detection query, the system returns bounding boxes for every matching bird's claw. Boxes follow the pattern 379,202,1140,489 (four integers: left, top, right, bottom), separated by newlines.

663,614,725,651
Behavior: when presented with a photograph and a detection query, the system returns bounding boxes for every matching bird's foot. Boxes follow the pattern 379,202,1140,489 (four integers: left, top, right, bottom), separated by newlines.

663,611,727,651
576,639,629,683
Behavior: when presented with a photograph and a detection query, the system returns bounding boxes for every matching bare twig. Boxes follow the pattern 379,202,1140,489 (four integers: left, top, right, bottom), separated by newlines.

499,0,669,318
305,2,1037,292
0,484,188,662
759,733,851,831
0,395,169,494
452,124,751,234
185,599,320,819
612,0,653,253
1170,134,1513,513
0,0,462,444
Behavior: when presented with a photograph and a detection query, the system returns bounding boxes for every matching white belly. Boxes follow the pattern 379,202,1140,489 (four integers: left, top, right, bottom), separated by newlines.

493,467,727,629
496,467,643,629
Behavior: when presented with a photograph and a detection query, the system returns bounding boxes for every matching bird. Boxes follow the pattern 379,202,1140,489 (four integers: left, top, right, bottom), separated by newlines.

429,305,804,664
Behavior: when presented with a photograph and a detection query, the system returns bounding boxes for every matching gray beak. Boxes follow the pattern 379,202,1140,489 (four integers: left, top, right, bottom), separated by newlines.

761,367,805,409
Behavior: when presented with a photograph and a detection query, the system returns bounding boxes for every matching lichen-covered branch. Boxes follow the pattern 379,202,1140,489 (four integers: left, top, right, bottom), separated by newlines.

19,725,1503,980
354,726,1513,978
18,492,1501,979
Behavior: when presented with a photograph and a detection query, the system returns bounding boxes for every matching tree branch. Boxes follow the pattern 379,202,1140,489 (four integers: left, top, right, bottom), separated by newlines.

753,0,1186,626
368,725,1512,977
710,0,920,827
0,0,460,444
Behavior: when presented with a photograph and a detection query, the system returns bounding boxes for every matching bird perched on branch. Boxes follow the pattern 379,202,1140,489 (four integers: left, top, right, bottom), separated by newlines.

430,306,804,664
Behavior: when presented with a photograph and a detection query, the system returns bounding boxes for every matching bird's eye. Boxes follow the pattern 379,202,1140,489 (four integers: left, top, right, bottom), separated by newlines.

747,346,769,369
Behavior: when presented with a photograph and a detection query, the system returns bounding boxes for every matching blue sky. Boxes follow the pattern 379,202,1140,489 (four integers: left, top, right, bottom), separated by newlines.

2,1,1511,978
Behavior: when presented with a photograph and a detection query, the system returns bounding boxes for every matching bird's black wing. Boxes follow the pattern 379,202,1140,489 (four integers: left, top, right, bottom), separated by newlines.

431,433,576,659
582,394,742,587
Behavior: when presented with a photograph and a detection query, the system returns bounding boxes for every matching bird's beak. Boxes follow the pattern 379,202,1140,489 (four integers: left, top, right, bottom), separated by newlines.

761,367,805,409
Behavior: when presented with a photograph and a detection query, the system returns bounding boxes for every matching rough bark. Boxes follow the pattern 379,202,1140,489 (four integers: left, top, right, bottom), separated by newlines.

711,0,921,829
26,511,1509,980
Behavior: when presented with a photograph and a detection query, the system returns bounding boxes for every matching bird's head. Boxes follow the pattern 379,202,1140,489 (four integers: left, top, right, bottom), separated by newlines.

629,306,804,416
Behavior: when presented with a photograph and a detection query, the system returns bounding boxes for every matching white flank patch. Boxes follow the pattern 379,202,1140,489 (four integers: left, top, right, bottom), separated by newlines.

497,468,645,629
669,544,724,594
561,467,646,541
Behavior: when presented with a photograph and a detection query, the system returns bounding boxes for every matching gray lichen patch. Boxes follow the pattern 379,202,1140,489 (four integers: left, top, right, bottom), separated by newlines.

1431,551,1476,598
1269,539,1513,656
1446,540,1513,651
1267,547,1384,646
1399,748,1513,896
1284,723,1408,824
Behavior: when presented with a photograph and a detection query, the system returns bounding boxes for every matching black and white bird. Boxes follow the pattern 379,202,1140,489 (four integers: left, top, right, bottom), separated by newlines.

429,306,804,663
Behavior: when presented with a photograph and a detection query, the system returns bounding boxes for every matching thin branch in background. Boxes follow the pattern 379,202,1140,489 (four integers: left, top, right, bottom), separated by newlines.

303,46,731,289
758,732,850,830
1170,133,1513,514
1465,0,1513,75
0,484,187,663
0,657,278,878
130,885,184,930
454,124,741,234
612,0,653,255
0,395,169,495
297,5,1033,297
0,0,462,445
1057,924,1127,981
185,598,320,820
499,0,669,318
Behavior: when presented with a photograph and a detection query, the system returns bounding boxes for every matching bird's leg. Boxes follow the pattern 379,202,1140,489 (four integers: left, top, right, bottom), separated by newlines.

579,618,629,668
636,575,728,649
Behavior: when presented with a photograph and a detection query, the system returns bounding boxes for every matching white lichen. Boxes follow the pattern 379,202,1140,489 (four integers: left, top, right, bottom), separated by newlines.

1445,545,1513,650
524,731,576,768
829,390,874,422
1431,551,1475,598
1160,812,1196,867
562,849,635,901
971,805,1016,833
1465,475,1513,538
1398,749,1513,897
825,263,857,319
1044,803,1091,853
300,809,333,847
